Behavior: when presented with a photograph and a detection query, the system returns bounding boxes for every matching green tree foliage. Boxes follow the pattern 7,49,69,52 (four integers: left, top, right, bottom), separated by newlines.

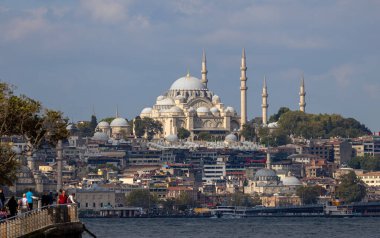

89,115,97,133
268,107,290,123
240,123,256,141
336,171,366,203
197,132,212,141
175,192,195,211
100,117,115,124
125,189,158,209
296,185,326,204
133,116,145,138
276,111,370,139
142,117,163,141
227,192,261,207
77,121,93,137
0,82,68,185
177,127,191,140
348,155,380,171
258,127,289,146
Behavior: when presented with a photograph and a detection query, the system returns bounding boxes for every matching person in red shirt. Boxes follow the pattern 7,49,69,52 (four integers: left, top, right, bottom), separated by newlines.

58,190,68,204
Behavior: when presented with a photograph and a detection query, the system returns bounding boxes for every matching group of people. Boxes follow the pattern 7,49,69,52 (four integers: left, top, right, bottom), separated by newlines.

0,188,77,220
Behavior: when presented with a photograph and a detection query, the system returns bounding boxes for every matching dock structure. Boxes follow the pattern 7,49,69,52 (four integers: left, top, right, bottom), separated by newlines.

0,205,89,238
99,207,143,218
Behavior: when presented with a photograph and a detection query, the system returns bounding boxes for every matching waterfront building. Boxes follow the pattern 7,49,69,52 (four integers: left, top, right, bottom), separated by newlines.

359,172,380,187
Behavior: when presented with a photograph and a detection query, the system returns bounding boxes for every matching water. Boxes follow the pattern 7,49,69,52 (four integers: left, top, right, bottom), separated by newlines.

82,217,380,238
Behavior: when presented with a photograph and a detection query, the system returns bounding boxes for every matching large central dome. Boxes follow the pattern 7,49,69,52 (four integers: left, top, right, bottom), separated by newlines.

169,74,207,91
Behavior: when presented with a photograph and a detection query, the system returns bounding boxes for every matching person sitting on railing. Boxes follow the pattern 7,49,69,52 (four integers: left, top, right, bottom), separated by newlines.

67,193,76,204
0,207,7,220
18,193,29,213
6,196,18,217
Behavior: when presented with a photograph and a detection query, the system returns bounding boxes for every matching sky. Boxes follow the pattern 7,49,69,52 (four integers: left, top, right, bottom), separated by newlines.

0,0,379,132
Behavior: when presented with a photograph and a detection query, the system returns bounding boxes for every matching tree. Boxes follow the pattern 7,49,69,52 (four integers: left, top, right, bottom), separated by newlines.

336,171,366,203
125,189,158,209
175,192,195,211
0,82,68,185
296,186,326,204
268,107,290,123
89,114,97,133
177,127,190,140
100,117,115,124
133,116,145,138
197,132,212,141
77,121,93,137
240,123,256,141
227,192,261,207
348,155,380,171
142,117,163,141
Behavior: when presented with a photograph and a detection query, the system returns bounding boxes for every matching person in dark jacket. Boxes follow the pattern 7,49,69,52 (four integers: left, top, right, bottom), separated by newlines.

0,189,5,208
41,191,50,207
6,196,18,217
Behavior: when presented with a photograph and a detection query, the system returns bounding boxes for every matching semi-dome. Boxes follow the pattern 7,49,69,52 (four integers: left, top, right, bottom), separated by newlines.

93,132,109,141
254,168,277,180
225,133,238,143
97,121,110,128
156,97,175,106
175,95,186,100
165,134,179,142
196,106,210,113
169,106,183,113
157,95,165,101
110,118,128,127
170,74,207,91
282,176,302,186
212,95,220,103
141,107,153,114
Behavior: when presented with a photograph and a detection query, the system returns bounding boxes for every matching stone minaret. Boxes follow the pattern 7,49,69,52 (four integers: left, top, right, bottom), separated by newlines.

56,139,63,191
201,49,208,87
299,76,306,112
240,48,248,129
266,147,271,169
261,76,268,125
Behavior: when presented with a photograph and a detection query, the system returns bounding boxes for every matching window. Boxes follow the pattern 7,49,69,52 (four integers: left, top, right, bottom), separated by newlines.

93,203,96,208
100,203,103,207
85,203,88,208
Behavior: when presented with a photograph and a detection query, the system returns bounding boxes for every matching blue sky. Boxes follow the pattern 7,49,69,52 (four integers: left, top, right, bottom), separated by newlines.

0,0,379,132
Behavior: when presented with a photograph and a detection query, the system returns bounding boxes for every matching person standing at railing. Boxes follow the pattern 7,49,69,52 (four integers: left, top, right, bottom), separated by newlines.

41,191,50,207
26,189,34,210
19,194,29,213
6,195,18,217
67,193,76,204
58,190,68,205
0,189,5,209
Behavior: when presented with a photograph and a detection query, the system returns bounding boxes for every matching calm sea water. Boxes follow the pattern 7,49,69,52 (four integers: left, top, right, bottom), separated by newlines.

81,217,380,238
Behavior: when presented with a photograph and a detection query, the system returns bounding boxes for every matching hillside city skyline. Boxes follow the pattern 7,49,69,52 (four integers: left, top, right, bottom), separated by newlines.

0,1,379,132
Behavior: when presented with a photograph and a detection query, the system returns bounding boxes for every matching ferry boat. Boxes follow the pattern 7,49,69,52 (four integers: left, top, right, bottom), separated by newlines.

323,205,360,217
211,206,247,218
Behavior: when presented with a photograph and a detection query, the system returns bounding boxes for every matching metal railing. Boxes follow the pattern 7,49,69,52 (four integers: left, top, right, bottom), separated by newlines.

0,204,79,238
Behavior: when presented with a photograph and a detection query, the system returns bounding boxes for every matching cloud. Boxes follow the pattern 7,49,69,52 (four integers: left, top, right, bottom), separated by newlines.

80,0,130,23
363,84,380,99
3,7,50,41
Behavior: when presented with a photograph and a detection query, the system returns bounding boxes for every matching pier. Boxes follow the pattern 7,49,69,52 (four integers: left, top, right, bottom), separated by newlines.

0,205,89,238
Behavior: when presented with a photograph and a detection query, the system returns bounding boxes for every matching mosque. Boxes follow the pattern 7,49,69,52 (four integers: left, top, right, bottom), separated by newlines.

95,49,307,141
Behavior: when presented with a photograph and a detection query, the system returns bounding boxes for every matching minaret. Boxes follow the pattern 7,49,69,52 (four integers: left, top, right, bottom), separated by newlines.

299,75,306,112
266,147,271,169
201,49,208,87
56,139,63,191
261,76,268,125
240,48,248,129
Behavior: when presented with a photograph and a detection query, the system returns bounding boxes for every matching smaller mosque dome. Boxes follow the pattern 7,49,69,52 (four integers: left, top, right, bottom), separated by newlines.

225,106,236,114
267,122,278,129
93,132,109,141
156,97,175,106
157,95,165,101
212,95,220,103
169,106,183,113
170,75,207,91
225,133,238,143
196,107,210,114
110,118,128,127
210,107,220,115
175,95,186,100
97,121,110,128
141,107,153,114
254,168,277,181
165,134,179,142
66,124,77,131
282,176,302,186
188,107,196,113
